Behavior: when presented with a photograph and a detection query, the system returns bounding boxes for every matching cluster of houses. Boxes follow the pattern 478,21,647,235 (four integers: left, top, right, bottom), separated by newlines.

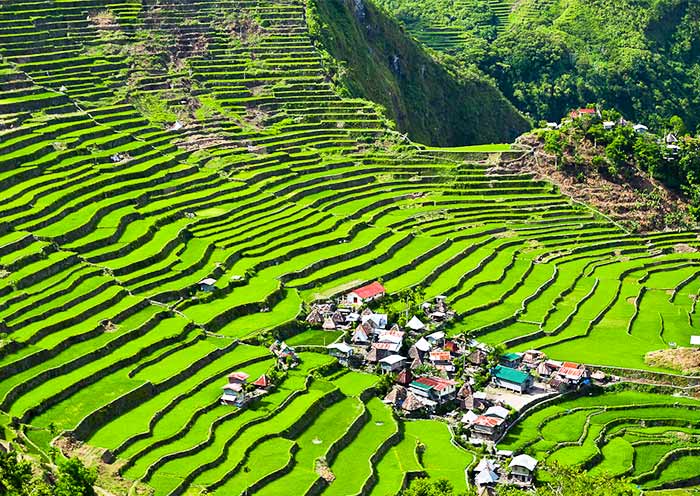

220,371,270,407
550,107,683,156
470,454,539,494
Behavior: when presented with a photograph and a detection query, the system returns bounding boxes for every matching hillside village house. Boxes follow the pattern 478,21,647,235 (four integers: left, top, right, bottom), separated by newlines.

379,354,406,373
491,365,533,394
346,281,385,306
198,277,217,292
499,352,521,369
221,371,249,406
509,454,538,484
408,376,457,405
471,414,506,442
327,342,353,365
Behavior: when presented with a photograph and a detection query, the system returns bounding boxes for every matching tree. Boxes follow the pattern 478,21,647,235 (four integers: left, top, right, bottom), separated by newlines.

0,451,33,496
401,478,473,496
498,463,635,496
54,458,97,496
0,450,51,496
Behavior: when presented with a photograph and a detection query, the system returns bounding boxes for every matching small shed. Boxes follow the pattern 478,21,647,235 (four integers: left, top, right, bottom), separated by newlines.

633,124,649,134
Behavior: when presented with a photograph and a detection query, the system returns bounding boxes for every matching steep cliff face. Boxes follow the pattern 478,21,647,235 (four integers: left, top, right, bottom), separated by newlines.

307,0,530,146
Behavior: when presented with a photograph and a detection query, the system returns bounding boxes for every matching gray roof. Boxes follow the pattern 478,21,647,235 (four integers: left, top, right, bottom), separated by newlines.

510,454,538,472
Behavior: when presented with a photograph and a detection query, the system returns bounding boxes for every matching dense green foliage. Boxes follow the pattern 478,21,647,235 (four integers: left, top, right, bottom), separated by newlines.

375,0,700,131
0,451,96,496
307,0,529,145
541,110,700,224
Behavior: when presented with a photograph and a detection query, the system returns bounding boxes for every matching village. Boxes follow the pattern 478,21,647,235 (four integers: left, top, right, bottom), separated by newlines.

220,281,610,494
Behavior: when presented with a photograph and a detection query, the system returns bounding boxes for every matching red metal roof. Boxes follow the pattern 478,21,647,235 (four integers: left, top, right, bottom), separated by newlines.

253,374,269,387
415,376,456,391
473,415,504,427
429,351,451,362
562,361,580,369
351,281,386,299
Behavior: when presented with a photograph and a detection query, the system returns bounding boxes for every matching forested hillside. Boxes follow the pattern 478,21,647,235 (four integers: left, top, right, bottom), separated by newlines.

376,0,700,131
307,0,529,145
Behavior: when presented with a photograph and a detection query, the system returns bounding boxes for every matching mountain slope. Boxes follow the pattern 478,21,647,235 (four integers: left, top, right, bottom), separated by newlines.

376,0,700,130
307,0,530,145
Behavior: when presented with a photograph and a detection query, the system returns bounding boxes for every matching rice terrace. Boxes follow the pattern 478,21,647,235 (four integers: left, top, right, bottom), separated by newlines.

0,0,699,495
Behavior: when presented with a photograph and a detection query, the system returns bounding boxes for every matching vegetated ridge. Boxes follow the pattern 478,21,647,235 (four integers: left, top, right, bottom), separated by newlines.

307,0,530,146
507,112,699,232
376,0,700,131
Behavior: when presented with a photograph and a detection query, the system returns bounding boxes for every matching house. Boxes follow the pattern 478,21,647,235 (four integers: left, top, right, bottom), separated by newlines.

509,454,538,484
461,410,478,425
471,415,506,441
414,337,432,354
474,458,499,474
666,133,679,144
305,308,324,326
362,313,388,330
346,281,385,306
396,368,413,386
401,391,435,417
444,340,458,354
252,374,270,390
409,376,457,404
378,329,404,345
603,120,616,130
221,371,249,406
491,365,533,394
331,310,346,325
379,354,406,373
690,335,700,346
406,315,426,331
351,325,370,345
346,312,360,323
198,277,217,292
475,468,499,487
570,108,597,119
551,362,588,391
457,382,474,409
537,359,562,378
372,341,402,360
383,385,407,408
484,405,510,420
468,348,488,366
425,331,445,347
633,123,649,134
429,350,454,373
327,342,353,364
521,350,546,367
546,122,559,129
499,352,521,368
472,391,491,411
322,317,337,330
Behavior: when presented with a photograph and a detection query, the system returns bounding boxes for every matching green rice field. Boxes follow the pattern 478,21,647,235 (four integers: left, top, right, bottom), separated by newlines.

0,0,699,494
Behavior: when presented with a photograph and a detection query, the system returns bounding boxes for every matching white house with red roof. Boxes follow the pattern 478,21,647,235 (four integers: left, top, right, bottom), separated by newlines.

346,281,385,306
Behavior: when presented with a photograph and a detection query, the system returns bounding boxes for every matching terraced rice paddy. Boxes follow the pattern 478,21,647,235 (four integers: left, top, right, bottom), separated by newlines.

498,390,700,490
0,0,699,493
